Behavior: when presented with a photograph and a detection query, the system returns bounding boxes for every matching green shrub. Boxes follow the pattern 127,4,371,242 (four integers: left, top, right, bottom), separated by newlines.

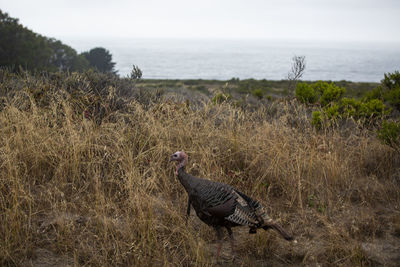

295,83,318,104
363,86,383,102
312,81,331,95
363,71,400,112
212,92,232,104
377,120,400,149
359,99,388,118
381,71,400,90
340,97,389,120
340,97,361,117
319,83,346,106
384,86,400,111
312,111,323,130
307,72,398,131
296,81,346,106
252,89,264,100
325,103,339,120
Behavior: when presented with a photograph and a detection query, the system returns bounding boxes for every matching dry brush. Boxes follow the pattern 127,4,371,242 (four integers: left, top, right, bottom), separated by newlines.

0,72,399,266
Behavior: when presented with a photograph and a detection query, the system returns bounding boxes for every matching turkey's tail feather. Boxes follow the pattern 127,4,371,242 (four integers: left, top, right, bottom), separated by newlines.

254,206,295,241
262,223,294,241
232,189,296,242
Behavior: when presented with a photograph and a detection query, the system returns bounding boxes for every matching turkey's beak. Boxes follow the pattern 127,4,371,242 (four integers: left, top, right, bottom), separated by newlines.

169,154,175,162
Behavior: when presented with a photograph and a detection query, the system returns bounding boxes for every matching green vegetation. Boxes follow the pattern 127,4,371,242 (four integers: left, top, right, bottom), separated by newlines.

377,120,400,151
82,47,116,73
294,72,400,156
364,71,400,112
212,92,232,104
311,111,323,129
295,82,318,104
296,79,392,121
0,10,116,73
319,82,346,106
295,81,346,106
252,88,264,99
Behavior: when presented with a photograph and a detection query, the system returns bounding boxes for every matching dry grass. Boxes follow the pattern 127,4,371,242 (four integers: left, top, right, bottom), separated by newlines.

0,73,399,266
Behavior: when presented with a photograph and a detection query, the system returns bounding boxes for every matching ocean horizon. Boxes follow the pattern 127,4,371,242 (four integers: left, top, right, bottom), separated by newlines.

63,37,399,82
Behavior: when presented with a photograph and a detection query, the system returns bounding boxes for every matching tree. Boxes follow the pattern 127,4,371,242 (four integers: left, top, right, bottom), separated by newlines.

0,10,52,71
287,55,306,95
48,39,83,71
71,54,90,72
0,9,90,73
82,47,116,73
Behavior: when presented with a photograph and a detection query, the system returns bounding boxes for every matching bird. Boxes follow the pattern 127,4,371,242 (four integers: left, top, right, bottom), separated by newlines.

169,151,296,261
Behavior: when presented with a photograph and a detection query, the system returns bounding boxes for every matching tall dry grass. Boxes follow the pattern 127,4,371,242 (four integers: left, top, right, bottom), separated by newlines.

0,72,399,266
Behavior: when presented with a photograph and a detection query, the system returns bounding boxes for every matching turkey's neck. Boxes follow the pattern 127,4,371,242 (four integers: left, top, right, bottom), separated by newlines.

177,167,196,194
176,160,186,173
175,156,187,175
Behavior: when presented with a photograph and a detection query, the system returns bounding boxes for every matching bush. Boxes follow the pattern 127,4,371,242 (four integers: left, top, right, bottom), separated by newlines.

325,103,339,120
312,81,331,95
339,97,389,120
384,86,400,111
319,83,346,106
252,89,264,100
340,97,361,117
381,71,400,112
381,71,400,90
363,87,383,102
295,83,318,104
359,99,388,118
363,71,400,112
377,120,400,149
212,92,232,104
307,75,400,130
312,111,323,129
296,81,346,106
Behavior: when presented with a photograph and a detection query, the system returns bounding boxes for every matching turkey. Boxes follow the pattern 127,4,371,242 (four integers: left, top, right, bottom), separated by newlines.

169,151,295,260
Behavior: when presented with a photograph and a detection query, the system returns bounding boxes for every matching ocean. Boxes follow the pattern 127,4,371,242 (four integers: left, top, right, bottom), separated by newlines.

64,38,399,82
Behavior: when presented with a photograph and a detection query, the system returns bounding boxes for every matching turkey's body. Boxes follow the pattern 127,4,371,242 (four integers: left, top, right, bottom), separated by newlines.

178,167,266,231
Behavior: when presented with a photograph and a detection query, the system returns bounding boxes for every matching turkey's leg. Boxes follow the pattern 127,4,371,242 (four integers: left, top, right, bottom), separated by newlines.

226,226,235,256
215,227,223,261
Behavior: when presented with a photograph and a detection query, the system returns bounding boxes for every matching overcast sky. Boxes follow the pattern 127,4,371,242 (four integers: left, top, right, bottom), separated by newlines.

1,0,400,43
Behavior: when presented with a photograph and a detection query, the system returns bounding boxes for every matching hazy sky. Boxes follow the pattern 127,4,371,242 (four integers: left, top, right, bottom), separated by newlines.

1,0,400,42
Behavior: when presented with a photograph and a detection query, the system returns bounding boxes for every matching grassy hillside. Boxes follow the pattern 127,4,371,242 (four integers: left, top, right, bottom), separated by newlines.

0,70,399,266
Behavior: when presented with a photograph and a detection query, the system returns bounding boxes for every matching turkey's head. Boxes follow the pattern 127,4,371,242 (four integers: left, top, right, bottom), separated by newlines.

170,151,188,175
